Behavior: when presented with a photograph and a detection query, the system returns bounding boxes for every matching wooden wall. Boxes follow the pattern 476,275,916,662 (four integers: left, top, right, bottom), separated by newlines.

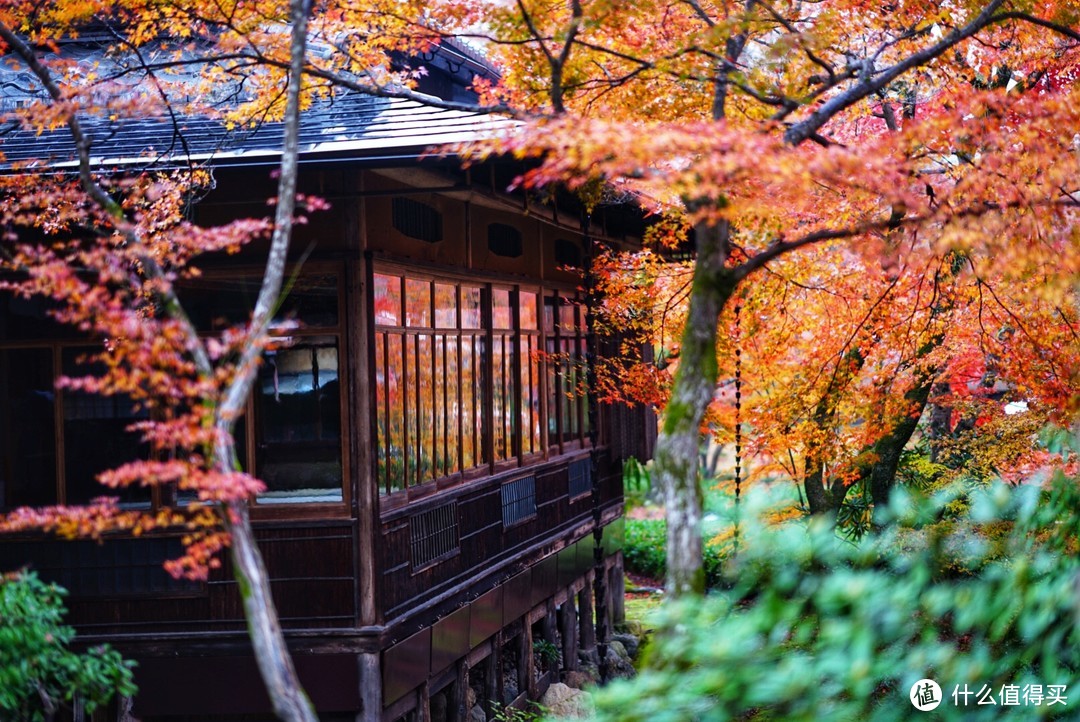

375,450,622,635
0,521,357,636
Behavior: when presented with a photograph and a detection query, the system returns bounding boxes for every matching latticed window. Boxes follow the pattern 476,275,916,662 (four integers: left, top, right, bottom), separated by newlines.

373,268,587,497
373,273,486,493
545,295,589,448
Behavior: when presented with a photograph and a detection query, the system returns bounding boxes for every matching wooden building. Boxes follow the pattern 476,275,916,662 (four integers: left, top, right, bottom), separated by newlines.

0,41,655,721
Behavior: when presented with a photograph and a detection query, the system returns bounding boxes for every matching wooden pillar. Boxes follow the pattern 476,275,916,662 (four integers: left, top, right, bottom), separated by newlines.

417,684,431,722
522,618,537,699
611,555,626,627
450,662,467,722
358,652,382,722
351,254,379,627
578,573,596,656
559,593,579,673
487,633,502,715
540,600,557,647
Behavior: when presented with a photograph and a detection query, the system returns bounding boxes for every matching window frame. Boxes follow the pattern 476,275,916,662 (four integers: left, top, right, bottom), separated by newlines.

371,260,591,508
185,263,351,519
0,262,352,520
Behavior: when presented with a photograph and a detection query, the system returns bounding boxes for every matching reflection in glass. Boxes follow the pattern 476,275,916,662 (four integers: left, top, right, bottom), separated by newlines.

376,273,491,495
493,289,512,330
377,334,406,493
520,292,538,330
374,273,401,326
256,338,342,503
461,286,482,329
434,283,457,329
406,279,431,328
520,335,541,455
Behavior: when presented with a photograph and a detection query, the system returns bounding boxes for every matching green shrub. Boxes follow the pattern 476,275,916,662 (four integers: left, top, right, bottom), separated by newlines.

0,570,136,721
590,476,1080,721
623,518,727,588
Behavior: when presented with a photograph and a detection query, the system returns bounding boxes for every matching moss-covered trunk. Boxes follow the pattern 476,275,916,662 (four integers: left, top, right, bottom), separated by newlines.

656,219,735,597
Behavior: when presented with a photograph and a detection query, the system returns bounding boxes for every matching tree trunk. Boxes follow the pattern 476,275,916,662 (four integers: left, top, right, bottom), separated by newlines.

212,1,317,718
655,218,735,597
803,461,836,515
803,346,867,515
868,370,937,523
224,504,317,721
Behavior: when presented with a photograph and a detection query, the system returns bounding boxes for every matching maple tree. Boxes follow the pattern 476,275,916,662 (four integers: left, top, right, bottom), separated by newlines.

724,242,1076,519
3,4,1080,720
0,0,473,719
447,0,1080,594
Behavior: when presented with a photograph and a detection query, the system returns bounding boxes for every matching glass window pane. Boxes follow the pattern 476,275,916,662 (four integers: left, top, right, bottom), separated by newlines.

543,298,555,334
433,334,445,477
493,288,512,330
492,335,515,461
0,347,57,509
417,334,433,484
520,336,540,455
406,279,431,328
374,273,402,327
546,337,558,440
404,335,417,488
520,291,538,330
461,286,482,329
559,303,577,333
256,338,343,504
61,348,150,509
434,283,458,329
462,335,483,469
378,334,406,494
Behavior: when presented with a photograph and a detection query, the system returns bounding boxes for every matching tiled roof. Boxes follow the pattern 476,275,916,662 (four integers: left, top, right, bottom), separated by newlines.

0,91,510,172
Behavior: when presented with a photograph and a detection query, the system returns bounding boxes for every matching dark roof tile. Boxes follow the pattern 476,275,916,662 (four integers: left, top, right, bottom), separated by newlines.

0,92,509,171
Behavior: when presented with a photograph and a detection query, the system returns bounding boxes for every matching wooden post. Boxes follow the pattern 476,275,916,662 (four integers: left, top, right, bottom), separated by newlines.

450,662,467,722
540,601,556,648
417,684,431,722
358,652,382,722
611,556,626,628
559,593,579,672
351,255,379,627
523,618,537,700
487,633,502,715
578,579,596,661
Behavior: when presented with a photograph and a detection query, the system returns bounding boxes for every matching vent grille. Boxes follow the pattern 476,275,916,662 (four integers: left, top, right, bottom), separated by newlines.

501,476,537,528
392,197,443,243
410,502,460,569
568,457,592,499
554,239,581,268
488,223,523,258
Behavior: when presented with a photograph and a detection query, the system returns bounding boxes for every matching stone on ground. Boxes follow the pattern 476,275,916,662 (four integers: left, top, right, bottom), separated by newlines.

540,682,593,719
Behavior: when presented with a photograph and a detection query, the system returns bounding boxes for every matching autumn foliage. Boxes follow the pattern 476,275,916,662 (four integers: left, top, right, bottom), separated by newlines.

1,0,1080,673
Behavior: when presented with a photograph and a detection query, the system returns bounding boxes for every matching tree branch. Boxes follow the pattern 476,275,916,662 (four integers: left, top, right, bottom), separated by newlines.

783,0,1006,145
